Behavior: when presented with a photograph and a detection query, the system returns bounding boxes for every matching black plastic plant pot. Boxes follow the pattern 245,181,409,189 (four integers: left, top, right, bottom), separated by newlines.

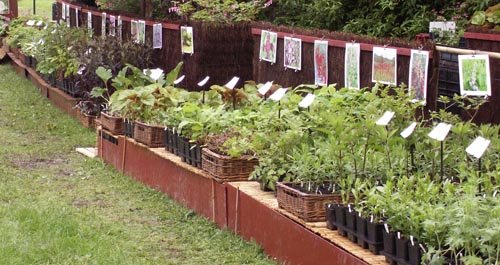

408,240,422,265
396,235,409,261
356,215,367,240
325,204,337,230
345,209,357,232
334,204,346,229
366,221,384,243
383,229,396,256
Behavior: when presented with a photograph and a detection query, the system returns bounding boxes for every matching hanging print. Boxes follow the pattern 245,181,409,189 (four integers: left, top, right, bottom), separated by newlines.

372,47,397,85
117,16,122,41
87,12,92,35
109,15,116,36
314,40,328,86
180,26,194,54
0,0,9,14
259,30,277,63
75,8,79,28
344,43,360,89
408,49,429,104
131,20,138,43
458,54,491,96
283,36,301,71
138,20,146,44
101,12,106,37
153,23,163,49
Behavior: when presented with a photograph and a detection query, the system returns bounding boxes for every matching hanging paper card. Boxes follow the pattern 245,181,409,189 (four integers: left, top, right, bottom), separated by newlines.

314,40,328,86
284,37,301,70
428,123,452,141
259,30,277,63
101,12,107,37
87,12,92,35
345,43,360,90
66,4,70,25
75,8,79,28
409,50,429,104
458,54,491,96
138,20,146,44
372,47,397,85
153,23,163,49
198,76,210,87
180,26,194,54
400,122,417,139
61,3,66,19
376,111,395,126
298,93,315,108
269,88,288,102
131,20,138,42
466,136,491,159
117,16,122,41
225,77,240,90
109,15,116,36
0,0,9,14
258,81,273,96
174,75,185,85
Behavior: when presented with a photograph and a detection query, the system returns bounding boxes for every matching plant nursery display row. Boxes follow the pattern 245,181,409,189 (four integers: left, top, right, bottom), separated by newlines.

2,10,499,265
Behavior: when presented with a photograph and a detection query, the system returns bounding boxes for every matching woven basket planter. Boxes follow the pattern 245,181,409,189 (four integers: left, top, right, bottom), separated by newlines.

133,121,164,148
202,148,258,181
277,182,343,222
77,112,97,129
99,112,124,135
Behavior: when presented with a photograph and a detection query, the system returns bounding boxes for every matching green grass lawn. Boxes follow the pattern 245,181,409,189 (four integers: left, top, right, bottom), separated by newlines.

0,62,275,264
18,0,53,18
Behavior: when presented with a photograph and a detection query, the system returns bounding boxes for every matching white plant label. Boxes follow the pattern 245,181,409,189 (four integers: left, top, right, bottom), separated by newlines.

376,111,395,126
384,223,390,233
197,76,210,87
26,20,35,26
174,75,185,85
298,93,315,108
269,87,288,102
428,123,452,141
466,136,490,159
36,20,44,27
225,77,240,90
400,122,417,139
258,81,273,96
143,68,163,81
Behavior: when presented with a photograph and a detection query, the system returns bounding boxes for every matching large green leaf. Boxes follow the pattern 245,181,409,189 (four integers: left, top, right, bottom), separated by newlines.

165,62,184,86
96,66,113,83
471,11,486,25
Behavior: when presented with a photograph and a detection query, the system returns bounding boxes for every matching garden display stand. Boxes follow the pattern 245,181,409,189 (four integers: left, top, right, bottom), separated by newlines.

97,129,389,265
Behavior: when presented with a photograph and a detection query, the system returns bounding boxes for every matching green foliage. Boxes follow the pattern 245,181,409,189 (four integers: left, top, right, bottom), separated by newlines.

180,0,265,23
471,3,500,29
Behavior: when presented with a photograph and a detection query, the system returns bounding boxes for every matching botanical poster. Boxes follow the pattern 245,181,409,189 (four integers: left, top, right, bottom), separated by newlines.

259,30,277,63
314,40,328,86
109,15,116,36
180,26,194,54
284,36,301,70
131,20,138,43
101,13,106,38
117,16,122,41
87,12,92,35
408,50,429,104
458,54,491,96
0,0,7,14
372,47,397,85
138,20,146,44
153,23,162,49
344,43,360,89
75,8,79,28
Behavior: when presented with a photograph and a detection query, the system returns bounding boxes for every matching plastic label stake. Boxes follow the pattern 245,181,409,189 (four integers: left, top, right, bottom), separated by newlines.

376,111,395,126
428,123,452,141
174,75,185,85
400,122,417,139
466,136,491,159
225,77,240,90
269,88,288,102
258,81,273,96
298,93,315,108
198,76,210,87
143,68,164,81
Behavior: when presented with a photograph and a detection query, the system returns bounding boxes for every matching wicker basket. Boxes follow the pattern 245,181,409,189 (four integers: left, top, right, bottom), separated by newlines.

133,121,164,147
99,112,124,135
202,148,258,181
277,182,343,222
